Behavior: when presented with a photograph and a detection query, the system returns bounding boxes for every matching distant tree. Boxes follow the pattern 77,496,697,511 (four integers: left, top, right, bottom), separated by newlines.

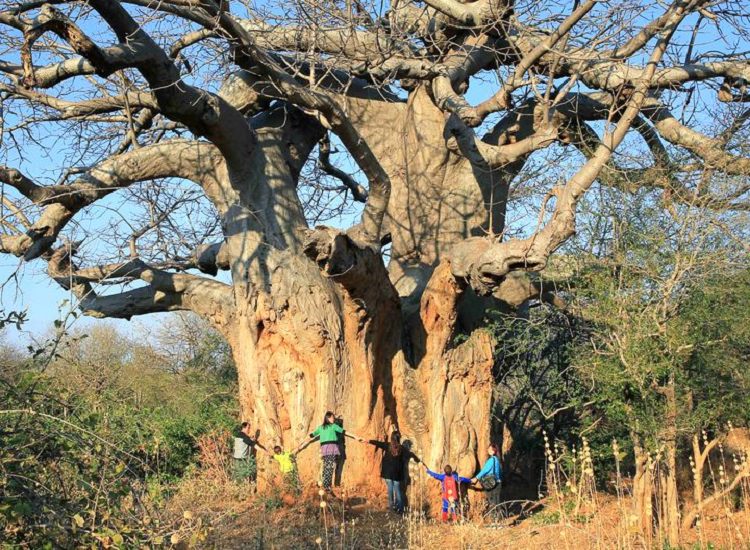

572,190,750,544
144,312,236,378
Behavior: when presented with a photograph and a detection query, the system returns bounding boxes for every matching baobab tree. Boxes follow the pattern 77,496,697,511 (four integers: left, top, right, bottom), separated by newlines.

0,0,748,489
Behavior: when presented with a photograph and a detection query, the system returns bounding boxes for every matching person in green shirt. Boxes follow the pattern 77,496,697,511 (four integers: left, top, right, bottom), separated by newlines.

299,411,363,495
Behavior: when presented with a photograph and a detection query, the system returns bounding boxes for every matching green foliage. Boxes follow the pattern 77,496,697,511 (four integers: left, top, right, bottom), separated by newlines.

676,270,750,429
487,191,750,486
568,194,750,466
487,304,591,459
0,319,236,547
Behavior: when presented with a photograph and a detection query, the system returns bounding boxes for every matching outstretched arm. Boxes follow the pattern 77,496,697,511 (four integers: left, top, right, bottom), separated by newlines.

474,459,493,481
331,423,362,441
406,450,421,463
253,429,268,453
424,466,444,481
296,435,318,453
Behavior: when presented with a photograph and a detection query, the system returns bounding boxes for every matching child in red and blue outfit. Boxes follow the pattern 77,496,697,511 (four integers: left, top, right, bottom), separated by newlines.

422,463,472,521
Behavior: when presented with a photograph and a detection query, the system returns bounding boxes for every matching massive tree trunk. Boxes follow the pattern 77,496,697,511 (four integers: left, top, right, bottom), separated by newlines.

224,86,507,490
227,253,499,491
212,77,649,493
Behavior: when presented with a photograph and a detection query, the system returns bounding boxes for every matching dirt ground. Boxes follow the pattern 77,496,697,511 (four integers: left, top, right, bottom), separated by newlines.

171,480,750,549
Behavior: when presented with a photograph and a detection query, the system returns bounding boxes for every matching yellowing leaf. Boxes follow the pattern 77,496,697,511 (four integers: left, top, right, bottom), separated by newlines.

73,514,84,528
112,533,124,546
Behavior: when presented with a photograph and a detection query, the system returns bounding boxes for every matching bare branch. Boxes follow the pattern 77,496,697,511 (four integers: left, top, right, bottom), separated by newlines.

316,135,369,203
0,140,226,259
449,1,691,294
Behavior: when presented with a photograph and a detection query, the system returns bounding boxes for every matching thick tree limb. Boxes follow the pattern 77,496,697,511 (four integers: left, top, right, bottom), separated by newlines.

206,4,391,243
48,245,234,321
0,44,152,88
0,140,227,259
431,33,508,126
302,225,395,296
80,287,187,319
85,0,256,171
21,5,113,87
643,104,750,176
449,1,689,294
169,28,216,61
420,0,509,27
190,242,231,276
447,112,558,169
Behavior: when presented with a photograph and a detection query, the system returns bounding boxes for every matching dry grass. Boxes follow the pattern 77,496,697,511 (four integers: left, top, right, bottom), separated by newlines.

158,428,750,549
166,485,750,549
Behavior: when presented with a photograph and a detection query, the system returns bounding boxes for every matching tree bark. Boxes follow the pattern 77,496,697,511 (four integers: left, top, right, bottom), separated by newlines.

632,435,654,544
225,243,500,492
661,379,680,546
222,85,567,493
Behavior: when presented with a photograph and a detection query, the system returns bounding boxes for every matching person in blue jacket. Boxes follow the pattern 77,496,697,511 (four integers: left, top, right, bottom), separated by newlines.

471,444,503,508
422,462,472,521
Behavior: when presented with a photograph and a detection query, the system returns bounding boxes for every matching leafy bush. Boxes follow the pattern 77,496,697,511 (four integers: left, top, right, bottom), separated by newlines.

0,318,236,547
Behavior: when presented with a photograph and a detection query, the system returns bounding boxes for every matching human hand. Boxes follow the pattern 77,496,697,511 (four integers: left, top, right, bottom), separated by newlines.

471,478,478,484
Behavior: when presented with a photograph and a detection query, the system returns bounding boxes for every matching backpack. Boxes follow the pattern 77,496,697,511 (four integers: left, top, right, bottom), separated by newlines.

443,474,459,501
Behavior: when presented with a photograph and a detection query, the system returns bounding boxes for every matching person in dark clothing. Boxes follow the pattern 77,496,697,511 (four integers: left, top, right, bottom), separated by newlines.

233,422,267,482
361,426,420,513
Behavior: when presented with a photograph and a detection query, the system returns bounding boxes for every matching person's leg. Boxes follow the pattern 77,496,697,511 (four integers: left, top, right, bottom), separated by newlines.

393,480,404,513
385,479,395,510
248,455,257,483
441,499,449,522
487,482,502,517
322,456,336,490
334,451,344,487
